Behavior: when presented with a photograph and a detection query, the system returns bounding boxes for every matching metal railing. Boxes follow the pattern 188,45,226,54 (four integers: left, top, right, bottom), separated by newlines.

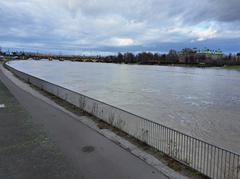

4,61,240,179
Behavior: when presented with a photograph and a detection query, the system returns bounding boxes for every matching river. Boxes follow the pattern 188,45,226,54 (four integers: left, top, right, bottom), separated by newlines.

7,60,240,153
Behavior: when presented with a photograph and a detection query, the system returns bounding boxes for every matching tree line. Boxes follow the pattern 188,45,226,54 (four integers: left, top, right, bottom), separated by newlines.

1,47,240,66
99,49,240,66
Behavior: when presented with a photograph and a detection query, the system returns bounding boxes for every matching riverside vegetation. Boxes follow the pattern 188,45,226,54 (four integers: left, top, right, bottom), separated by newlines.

2,47,240,68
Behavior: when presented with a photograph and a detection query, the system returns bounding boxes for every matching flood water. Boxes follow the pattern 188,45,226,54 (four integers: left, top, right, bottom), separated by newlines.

8,60,240,153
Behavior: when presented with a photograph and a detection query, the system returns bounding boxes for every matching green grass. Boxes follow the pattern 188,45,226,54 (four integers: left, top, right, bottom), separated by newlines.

224,65,240,71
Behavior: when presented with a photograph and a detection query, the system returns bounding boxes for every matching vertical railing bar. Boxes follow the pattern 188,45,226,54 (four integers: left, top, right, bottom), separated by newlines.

154,123,156,149
173,129,175,158
233,154,236,179
157,124,159,150
178,131,180,159
182,133,184,161
151,123,156,148
166,127,169,154
207,144,210,176
156,124,158,150
168,128,170,155
205,143,209,174
178,132,180,160
187,135,190,166
228,153,232,179
155,124,157,150
184,135,187,164
180,132,183,161
204,142,207,174
198,140,200,172
155,123,157,149
170,129,172,157
149,121,151,145
202,142,204,174
191,137,194,169
153,123,154,147
194,139,197,169
148,122,151,146
210,145,213,178
144,119,146,143
162,125,165,153
164,126,167,153
174,130,176,158
213,145,216,178
228,153,232,178
142,119,144,142
216,148,220,179
186,134,189,164
199,141,202,173
237,154,239,179
203,142,205,174
220,149,223,179
152,123,154,148
224,151,228,179
160,126,166,152
191,136,194,167
141,119,144,142
237,155,240,179
148,120,150,144
157,124,159,151
146,120,148,144
144,119,146,144
170,128,172,155
159,125,161,151
171,129,174,156
176,131,178,159
165,126,167,153
171,129,174,157
213,146,216,179
195,139,198,170
197,140,200,171
200,142,204,173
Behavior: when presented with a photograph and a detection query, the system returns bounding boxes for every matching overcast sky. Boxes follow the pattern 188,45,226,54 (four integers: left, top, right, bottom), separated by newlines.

0,0,240,54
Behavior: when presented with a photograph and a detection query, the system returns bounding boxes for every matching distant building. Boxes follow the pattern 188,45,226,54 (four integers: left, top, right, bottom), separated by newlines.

178,48,197,63
178,48,224,64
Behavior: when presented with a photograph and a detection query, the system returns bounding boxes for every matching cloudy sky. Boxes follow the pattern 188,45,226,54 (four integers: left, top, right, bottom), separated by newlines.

0,0,240,54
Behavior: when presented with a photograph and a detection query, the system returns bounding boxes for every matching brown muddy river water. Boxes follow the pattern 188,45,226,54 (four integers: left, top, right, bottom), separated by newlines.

8,60,240,153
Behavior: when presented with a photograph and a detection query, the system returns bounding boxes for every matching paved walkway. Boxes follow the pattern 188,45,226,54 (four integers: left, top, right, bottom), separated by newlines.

0,65,168,179
0,74,80,179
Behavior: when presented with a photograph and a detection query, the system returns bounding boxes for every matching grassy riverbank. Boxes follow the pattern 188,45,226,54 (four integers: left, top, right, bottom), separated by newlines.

224,65,240,71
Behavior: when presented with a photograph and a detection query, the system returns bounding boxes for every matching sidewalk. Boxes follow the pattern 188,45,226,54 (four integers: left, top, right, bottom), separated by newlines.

0,65,169,179
0,77,81,179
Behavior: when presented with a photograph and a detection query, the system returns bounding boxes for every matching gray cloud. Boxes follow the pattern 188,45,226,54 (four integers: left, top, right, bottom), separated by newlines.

0,0,240,54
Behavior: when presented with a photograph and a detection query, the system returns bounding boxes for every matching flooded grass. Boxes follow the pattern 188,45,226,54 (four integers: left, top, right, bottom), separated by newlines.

224,65,240,71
